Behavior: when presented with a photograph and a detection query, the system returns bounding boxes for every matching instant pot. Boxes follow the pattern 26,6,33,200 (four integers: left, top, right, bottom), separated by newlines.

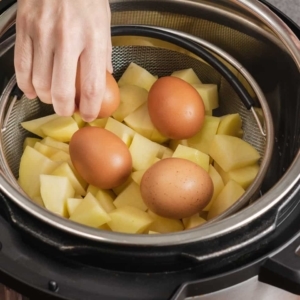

0,0,300,299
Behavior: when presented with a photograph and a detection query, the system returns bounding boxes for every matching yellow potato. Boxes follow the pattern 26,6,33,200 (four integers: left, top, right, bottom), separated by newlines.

118,62,157,91
107,206,153,234
207,180,245,220
19,146,59,198
40,175,75,217
172,144,209,172
69,193,111,228
114,181,148,211
209,135,260,172
40,116,79,142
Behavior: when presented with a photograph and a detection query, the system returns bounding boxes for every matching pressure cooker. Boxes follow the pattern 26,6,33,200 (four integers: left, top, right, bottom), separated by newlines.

0,0,300,299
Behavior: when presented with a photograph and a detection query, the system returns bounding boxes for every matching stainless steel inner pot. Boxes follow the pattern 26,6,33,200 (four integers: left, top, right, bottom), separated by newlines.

0,0,299,252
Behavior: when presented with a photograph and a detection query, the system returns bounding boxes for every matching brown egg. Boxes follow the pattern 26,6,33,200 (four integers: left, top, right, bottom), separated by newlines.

140,158,213,219
69,127,132,189
148,76,205,139
75,69,120,118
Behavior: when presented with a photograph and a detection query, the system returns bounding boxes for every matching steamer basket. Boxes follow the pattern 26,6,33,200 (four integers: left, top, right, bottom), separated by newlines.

0,25,273,232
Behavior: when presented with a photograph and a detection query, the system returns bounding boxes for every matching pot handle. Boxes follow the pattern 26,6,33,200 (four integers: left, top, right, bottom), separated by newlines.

259,230,300,295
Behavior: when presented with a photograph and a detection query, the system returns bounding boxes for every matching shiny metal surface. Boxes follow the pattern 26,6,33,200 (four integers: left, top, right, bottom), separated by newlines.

185,276,300,300
0,0,298,255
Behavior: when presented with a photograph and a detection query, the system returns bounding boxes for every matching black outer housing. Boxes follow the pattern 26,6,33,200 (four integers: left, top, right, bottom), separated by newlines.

0,0,300,299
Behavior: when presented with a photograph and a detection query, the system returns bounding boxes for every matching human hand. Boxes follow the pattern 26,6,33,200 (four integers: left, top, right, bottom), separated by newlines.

14,0,113,122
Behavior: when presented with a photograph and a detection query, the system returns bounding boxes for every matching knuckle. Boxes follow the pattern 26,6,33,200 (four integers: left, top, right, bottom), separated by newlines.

52,88,74,103
81,83,103,99
32,77,51,93
14,55,30,74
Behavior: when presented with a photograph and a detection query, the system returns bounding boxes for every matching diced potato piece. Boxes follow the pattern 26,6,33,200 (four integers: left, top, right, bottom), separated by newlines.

171,68,202,84
105,117,135,147
107,206,153,234
124,102,168,143
150,128,169,144
168,139,188,151
183,214,206,230
112,177,132,196
86,185,100,197
34,142,60,158
192,83,219,110
207,180,245,220
131,169,146,186
87,118,108,128
95,189,116,213
67,198,82,215
72,112,86,128
118,62,157,91
209,135,261,172
215,163,259,189
69,193,111,227
21,114,59,138
40,137,69,153
161,147,174,159
113,181,148,211
129,133,161,170
40,175,75,217
112,85,148,122
23,137,41,151
148,211,184,233
51,162,87,196
187,116,220,154
31,195,45,207
19,146,59,197
217,113,243,137
172,144,209,172
50,150,70,162
203,165,225,211
66,161,88,190
99,223,112,231
40,116,79,142
214,162,230,183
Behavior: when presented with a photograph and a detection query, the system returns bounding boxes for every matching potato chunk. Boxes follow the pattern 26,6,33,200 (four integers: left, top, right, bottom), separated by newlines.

113,85,148,122
171,68,202,84
107,206,153,234
113,181,148,211
19,146,59,197
40,116,79,142
148,211,184,233
69,193,111,228
172,144,209,172
118,62,157,91
209,135,260,172
207,180,245,220
40,175,75,217
21,114,59,138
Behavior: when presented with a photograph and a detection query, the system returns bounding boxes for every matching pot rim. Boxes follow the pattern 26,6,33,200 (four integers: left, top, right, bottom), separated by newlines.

0,0,299,247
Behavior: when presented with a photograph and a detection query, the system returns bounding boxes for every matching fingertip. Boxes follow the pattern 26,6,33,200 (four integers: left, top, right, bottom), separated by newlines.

80,112,98,123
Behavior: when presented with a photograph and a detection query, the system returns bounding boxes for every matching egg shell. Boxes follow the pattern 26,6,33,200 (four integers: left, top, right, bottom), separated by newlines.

69,127,132,189
75,70,120,118
148,76,205,139
140,157,214,219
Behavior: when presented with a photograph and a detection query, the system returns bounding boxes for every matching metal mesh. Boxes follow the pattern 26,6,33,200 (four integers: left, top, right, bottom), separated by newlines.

1,45,266,183
0,2,274,223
